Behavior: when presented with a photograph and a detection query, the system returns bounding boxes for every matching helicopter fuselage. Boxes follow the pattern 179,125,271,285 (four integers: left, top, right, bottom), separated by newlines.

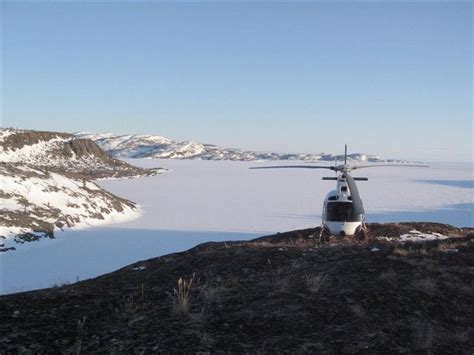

322,175,364,236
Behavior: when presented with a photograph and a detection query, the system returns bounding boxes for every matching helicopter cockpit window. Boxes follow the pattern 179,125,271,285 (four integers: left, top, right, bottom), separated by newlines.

341,186,347,192
326,202,361,222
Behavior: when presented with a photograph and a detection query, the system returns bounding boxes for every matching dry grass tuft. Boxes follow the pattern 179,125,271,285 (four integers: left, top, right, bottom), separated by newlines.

437,240,468,252
201,285,223,303
305,273,329,293
411,277,437,296
449,328,471,343
419,244,429,255
120,295,140,315
393,243,429,256
379,268,397,284
393,245,411,256
272,267,292,292
173,274,195,315
349,303,366,318
63,316,87,355
412,319,435,350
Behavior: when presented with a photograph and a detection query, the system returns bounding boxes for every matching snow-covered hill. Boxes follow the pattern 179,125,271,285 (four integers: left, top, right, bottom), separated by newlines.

76,132,399,162
0,163,139,252
0,128,164,251
1,129,163,178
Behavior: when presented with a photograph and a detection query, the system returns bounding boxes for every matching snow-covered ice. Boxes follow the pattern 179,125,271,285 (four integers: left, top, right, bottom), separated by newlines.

1,160,472,294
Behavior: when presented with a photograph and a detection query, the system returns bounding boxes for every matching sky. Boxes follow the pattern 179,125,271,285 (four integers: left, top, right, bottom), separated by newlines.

1,1,472,162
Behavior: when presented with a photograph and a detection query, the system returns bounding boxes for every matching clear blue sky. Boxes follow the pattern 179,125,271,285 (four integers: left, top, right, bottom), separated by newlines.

2,1,472,162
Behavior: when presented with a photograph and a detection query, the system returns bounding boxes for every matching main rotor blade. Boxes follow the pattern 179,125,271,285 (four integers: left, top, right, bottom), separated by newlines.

249,165,334,170
344,144,347,165
345,173,365,217
352,164,429,170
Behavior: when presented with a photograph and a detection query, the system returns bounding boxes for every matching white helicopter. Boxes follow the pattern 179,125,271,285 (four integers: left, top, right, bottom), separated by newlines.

250,145,428,240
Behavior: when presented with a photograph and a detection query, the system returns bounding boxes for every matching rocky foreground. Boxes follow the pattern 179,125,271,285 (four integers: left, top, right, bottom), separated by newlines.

1,223,472,354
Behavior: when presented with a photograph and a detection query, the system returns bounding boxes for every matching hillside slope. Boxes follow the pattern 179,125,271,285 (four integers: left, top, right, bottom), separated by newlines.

1,223,472,353
0,163,139,251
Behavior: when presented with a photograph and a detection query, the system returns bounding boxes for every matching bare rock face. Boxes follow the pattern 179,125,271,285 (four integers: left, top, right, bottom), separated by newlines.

66,138,112,160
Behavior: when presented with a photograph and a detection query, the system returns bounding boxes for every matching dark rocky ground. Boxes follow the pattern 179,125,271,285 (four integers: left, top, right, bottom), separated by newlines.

0,223,473,354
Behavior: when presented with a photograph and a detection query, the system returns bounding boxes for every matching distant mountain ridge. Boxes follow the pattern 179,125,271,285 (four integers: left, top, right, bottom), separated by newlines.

75,132,405,163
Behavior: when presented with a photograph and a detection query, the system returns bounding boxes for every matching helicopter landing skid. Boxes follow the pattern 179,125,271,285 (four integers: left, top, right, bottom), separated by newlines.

354,221,368,241
318,222,331,243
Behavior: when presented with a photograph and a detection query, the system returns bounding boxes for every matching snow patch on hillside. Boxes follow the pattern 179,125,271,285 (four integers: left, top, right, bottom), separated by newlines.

0,128,16,142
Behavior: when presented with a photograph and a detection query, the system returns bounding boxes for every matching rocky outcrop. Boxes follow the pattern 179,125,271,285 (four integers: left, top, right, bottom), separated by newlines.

2,130,71,150
67,138,112,159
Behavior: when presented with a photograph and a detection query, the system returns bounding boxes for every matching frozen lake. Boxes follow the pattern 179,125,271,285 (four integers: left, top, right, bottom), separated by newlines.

1,160,472,294
107,159,474,232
